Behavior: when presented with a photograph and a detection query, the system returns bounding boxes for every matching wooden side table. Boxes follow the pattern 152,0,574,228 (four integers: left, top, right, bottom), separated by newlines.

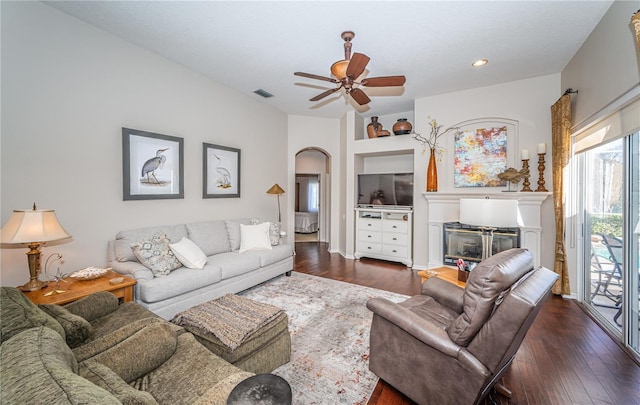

417,267,466,288
22,270,136,305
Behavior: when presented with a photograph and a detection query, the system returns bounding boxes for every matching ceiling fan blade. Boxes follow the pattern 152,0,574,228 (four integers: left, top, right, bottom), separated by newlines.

310,86,342,102
350,88,371,105
346,53,370,79
294,72,339,83
361,75,406,87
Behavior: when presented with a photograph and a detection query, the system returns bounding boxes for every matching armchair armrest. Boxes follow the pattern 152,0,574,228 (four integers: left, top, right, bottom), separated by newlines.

422,277,464,313
367,297,461,358
63,292,120,322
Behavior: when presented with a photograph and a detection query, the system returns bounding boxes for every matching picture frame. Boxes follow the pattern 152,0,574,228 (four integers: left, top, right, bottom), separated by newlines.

443,118,519,190
122,128,184,200
203,143,241,198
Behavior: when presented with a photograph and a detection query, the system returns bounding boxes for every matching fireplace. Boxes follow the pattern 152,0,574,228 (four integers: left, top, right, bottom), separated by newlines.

442,222,520,265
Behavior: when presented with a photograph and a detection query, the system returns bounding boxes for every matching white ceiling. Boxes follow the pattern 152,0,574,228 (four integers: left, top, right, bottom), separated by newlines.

45,1,614,119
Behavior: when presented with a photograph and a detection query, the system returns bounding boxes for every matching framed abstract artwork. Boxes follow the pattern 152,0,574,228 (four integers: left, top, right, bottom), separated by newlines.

203,143,241,198
122,128,184,200
449,118,519,188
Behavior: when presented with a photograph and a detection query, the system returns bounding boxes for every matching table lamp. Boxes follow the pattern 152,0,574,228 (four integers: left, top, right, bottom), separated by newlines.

1,203,71,291
459,198,521,260
266,183,285,223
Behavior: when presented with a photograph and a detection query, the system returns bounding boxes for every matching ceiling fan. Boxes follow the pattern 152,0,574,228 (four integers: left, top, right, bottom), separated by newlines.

294,31,406,106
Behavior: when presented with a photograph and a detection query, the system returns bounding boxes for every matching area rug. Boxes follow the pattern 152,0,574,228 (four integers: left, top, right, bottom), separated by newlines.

238,272,408,405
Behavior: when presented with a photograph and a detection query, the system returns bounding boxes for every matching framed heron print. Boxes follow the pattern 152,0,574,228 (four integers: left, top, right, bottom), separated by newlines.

203,143,241,198
122,128,184,200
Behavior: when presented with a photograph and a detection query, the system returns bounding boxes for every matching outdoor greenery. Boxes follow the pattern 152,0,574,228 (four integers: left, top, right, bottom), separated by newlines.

590,214,623,237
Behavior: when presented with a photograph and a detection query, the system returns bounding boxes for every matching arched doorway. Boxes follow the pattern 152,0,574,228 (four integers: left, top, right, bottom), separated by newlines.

295,148,331,243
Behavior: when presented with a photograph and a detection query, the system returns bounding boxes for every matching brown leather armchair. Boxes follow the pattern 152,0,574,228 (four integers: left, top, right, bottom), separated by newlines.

366,248,558,405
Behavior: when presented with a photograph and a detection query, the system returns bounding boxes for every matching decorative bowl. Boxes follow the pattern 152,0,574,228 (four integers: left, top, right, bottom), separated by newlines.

69,267,110,281
424,269,440,278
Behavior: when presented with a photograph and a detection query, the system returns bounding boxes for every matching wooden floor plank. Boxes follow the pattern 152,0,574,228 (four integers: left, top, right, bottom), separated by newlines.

293,242,640,405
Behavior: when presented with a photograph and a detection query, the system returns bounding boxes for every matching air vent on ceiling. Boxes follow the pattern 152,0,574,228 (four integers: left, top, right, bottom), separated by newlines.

254,89,273,98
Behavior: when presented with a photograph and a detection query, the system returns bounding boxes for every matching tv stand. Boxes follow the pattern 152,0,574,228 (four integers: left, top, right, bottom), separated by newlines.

354,207,413,267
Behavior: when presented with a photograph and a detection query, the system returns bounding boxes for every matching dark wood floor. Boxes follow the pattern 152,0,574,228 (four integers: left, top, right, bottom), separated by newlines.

293,242,640,405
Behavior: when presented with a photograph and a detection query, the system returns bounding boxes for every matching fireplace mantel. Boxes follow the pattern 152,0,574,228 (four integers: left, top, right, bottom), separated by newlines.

423,192,552,267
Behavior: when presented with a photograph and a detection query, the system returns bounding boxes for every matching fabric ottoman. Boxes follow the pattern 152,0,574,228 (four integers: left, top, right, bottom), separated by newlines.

171,294,291,374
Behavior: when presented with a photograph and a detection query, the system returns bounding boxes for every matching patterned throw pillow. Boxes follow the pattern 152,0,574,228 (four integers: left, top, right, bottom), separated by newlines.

131,232,182,277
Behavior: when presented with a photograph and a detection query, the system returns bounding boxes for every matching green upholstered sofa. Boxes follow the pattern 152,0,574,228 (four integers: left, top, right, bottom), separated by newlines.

0,287,253,405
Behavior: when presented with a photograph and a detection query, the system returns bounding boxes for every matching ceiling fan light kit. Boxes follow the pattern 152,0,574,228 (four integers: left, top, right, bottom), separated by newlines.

294,31,406,106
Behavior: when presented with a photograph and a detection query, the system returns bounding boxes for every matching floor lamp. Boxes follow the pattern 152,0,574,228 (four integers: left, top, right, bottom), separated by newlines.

1,203,71,291
459,198,521,260
266,183,285,223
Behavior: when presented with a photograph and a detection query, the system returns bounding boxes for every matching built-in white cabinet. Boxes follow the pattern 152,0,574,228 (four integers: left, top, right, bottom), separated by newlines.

354,207,413,267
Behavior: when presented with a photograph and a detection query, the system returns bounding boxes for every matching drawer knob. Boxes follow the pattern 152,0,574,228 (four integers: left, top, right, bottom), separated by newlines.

392,249,397,253
367,235,372,238
392,237,397,241
368,224,372,226
367,247,372,250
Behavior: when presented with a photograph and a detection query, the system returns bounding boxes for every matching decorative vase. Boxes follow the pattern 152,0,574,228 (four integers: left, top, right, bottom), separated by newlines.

367,116,381,139
426,148,438,192
392,118,412,135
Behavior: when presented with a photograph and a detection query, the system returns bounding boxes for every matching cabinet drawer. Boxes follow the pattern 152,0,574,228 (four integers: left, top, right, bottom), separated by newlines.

383,221,408,233
359,230,382,243
359,243,382,254
359,219,382,231
383,245,408,258
383,233,408,246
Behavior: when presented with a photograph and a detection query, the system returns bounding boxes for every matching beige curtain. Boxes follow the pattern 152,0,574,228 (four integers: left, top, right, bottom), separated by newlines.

551,94,571,295
633,10,640,55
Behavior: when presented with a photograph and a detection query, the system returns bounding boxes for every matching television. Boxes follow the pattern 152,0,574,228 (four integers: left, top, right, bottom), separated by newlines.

357,173,414,207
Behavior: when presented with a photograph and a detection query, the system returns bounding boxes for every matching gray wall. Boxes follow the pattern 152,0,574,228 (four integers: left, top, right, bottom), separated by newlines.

1,2,288,286
562,0,640,126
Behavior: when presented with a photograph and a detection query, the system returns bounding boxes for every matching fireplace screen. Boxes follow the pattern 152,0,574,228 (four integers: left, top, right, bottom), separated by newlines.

443,222,520,264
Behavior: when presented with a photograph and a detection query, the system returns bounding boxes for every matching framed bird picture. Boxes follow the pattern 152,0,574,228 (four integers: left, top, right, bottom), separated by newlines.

203,143,241,198
122,128,184,200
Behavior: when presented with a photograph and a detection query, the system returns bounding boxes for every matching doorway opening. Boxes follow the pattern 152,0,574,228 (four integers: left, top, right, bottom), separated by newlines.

295,149,331,245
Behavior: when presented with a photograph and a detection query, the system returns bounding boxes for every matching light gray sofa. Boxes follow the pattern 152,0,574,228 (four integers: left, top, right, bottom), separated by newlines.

107,219,294,319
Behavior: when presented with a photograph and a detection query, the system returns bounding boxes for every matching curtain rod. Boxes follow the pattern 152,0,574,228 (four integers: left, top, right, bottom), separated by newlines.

563,88,578,96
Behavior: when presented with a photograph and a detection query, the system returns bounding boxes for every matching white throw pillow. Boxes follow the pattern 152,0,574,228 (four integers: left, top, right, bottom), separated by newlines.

239,222,273,253
169,237,208,269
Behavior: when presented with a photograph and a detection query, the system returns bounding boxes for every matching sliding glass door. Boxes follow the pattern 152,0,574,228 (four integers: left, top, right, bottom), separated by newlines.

582,132,639,354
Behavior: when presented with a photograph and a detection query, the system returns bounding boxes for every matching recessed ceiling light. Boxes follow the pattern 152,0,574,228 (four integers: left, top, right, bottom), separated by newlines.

472,59,488,67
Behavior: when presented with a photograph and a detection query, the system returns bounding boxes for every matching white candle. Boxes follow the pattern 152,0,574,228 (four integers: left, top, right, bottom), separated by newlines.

521,149,530,160
537,143,547,154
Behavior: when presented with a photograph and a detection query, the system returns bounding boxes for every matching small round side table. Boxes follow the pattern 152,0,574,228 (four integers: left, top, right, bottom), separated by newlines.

227,373,292,405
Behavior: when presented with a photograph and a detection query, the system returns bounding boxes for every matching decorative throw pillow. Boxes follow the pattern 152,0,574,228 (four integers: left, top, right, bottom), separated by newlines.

169,237,208,269
239,222,272,253
131,232,181,277
39,304,93,348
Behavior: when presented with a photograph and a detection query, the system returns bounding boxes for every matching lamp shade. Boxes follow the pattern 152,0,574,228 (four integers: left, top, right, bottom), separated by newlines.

459,199,521,228
266,183,285,195
1,208,71,244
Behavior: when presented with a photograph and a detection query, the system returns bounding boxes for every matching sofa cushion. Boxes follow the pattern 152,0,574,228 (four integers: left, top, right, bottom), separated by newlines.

186,220,232,256
39,304,93,348
131,232,182,277
239,222,272,253
63,291,120,322
225,219,252,251
74,321,178,383
137,265,223,304
249,244,295,267
447,248,534,346
115,224,188,262
170,237,208,269
0,286,65,344
79,359,159,405
0,326,121,404
209,251,262,280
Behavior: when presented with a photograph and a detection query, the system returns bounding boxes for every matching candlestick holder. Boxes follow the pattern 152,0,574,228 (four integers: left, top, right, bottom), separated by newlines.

535,153,548,192
521,159,532,192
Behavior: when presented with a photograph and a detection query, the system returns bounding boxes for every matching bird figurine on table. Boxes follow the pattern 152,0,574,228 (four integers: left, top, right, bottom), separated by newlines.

141,148,168,184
